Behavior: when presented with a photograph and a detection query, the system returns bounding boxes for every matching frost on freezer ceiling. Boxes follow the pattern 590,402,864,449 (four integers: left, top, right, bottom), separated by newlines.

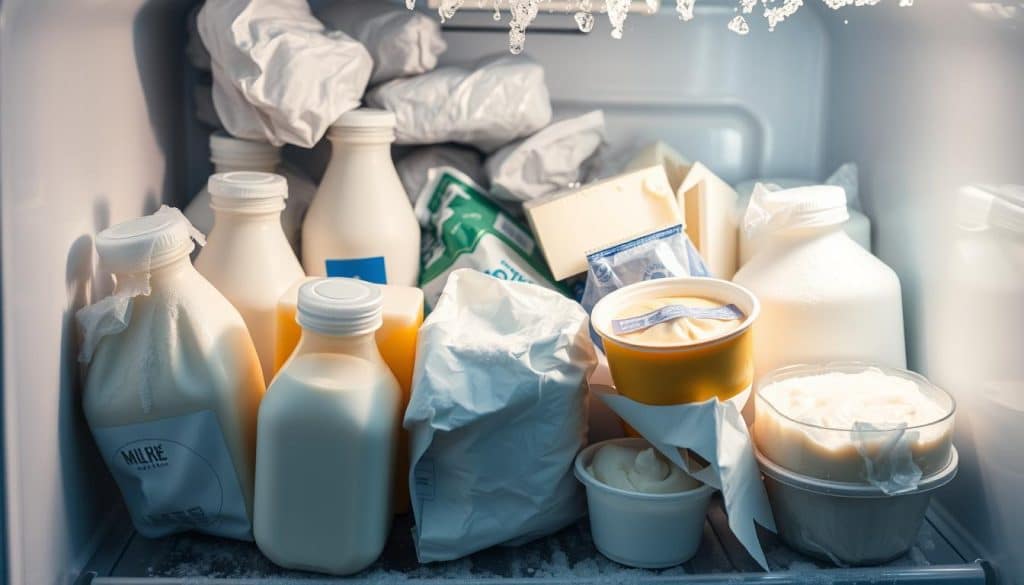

409,0,917,49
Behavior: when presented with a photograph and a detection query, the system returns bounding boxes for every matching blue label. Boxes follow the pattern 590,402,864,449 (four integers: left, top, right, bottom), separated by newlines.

325,257,387,284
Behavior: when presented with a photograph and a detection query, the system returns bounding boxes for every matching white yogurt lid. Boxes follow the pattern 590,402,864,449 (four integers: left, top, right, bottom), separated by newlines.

208,171,288,211
96,206,204,274
297,278,383,336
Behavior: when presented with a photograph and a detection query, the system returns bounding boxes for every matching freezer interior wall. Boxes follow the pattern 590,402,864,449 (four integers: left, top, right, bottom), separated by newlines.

1,1,1022,584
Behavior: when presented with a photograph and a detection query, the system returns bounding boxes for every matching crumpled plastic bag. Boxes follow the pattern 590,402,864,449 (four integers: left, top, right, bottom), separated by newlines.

197,0,373,148
405,269,596,562
396,145,487,206
366,55,552,152
314,0,447,85
484,111,605,203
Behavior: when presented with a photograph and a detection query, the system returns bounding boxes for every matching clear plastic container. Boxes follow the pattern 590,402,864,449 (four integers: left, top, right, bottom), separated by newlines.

754,363,955,485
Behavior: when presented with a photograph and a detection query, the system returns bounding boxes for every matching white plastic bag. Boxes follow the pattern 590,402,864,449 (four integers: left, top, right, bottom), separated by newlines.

197,0,373,148
396,145,486,206
314,0,447,85
485,111,605,203
366,56,552,152
406,269,596,562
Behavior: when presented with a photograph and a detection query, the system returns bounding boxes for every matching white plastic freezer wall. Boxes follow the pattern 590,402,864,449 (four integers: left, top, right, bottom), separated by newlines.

1,1,1022,584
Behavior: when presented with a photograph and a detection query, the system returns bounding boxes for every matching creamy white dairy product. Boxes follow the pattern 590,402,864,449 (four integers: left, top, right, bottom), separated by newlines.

254,278,400,575
302,108,420,285
755,367,954,484
196,172,305,384
77,207,264,540
588,443,699,494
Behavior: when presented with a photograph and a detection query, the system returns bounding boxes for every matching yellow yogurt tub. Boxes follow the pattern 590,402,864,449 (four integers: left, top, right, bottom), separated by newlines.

591,278,759,406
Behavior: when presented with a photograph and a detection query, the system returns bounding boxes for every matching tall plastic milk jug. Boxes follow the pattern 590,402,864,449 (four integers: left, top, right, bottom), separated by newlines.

195,172,306,383
254,278,401,575
732,185,906,379
76,206,264,540
184,131,316,255
302,108,420,285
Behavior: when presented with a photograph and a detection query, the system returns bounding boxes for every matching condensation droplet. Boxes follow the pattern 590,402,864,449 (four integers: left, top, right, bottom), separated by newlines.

575,11,595,32
606,0,631,39
645,0,659,14
493,0,502,20
406,0,416,8
764,0,802,31
899,0,913,6
728,14,750,34
675,0,696,21
740,0,757,14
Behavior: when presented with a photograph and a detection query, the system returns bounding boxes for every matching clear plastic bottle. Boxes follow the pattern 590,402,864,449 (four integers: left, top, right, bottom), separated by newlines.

77,207,263,540
254,278,401,575
185,131,316,256
733,185,906,380
302,109,420,285
195,172,306,384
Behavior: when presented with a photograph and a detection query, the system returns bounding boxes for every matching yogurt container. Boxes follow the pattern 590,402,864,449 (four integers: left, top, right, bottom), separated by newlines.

590,278,759,406
574,438,715,568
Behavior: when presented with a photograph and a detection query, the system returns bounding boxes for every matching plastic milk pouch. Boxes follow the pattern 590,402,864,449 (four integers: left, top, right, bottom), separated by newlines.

416,167,565,309
76,207,264,540
406,269,597,562
582,225,710,348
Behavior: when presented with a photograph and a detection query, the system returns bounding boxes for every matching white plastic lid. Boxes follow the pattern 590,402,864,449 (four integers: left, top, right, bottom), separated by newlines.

331,108,396,129
297,278,384,336
957,184,1024,233
96,206,204,274
743,184,850,239
209,131,280,167
207,171,288,212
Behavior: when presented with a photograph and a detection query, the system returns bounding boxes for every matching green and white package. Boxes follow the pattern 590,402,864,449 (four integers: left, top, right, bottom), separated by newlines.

416,167,565,309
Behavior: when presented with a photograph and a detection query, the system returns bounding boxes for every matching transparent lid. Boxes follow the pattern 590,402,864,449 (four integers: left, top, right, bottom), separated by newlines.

209,131,280,167
207,171,288,212
95,206,204,274
297,278,383,336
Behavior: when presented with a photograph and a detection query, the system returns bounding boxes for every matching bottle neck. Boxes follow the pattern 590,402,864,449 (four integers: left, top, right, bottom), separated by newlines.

328,132,394,160
771,222,846,242
213,160,279,174
294,329,383,362
113,252,194,294
211,205,285,225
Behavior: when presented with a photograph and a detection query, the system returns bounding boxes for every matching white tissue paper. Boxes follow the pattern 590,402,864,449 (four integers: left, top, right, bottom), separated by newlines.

396,145,487,206
594,387,775,570
406,269,596,562
366,56,553,152
484,111,606,203
314,0,447,85
197,0,373,148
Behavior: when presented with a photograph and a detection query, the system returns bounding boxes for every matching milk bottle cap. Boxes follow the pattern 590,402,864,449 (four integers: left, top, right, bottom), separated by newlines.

96,206,205,274
297,278,384,336
743,184,850,240
209,131,280,167
208,171,288,212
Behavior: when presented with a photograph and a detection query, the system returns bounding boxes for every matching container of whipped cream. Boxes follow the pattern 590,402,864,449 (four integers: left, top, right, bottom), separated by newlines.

574,438,714,568
590,277,759,407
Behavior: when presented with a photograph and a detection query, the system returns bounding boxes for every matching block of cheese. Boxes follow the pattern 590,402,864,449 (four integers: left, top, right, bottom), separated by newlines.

274,278,424,514
677,162,739,279
624,141,692,195
524,166,684,281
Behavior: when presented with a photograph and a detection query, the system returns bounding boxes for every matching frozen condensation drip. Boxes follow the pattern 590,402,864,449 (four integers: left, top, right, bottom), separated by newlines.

606,0,632,39
728,14,750,33
764,0,803,31
438,0,466,22
575,0,595,32
509,0,542,53
676,0,696,20
740,0,758,13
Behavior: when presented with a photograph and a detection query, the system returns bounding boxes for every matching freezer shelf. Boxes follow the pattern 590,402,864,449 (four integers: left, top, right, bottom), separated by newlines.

81,499,988,585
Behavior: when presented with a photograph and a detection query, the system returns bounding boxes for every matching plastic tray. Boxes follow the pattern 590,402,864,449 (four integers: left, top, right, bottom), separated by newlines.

77,498,989,585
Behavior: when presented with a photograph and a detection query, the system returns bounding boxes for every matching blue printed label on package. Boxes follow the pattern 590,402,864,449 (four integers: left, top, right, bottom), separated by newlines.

325,256,387,284
612,303,745,335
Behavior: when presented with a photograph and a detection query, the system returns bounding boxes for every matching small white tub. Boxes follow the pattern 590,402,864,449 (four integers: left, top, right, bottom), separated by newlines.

757,446,959,566
574,438,715,569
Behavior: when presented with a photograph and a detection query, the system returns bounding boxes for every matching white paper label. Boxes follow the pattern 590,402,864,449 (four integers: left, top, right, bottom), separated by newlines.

91,410,252,540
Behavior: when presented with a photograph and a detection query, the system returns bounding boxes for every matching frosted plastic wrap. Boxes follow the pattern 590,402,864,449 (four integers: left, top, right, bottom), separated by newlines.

396,145,486,206
197,0,372,148
366,56,552,152
406,269,596,562
314,1,447,85
485,111,605,203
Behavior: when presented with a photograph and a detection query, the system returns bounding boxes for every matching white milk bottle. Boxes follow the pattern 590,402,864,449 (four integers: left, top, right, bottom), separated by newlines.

733,185,906,379
196,172,306,383
254,278,401,575
302,108,420,285
76,206,264,540
185,131,317,255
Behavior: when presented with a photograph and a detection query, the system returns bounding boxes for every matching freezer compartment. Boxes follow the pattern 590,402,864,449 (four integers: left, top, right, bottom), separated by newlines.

79,499,989,584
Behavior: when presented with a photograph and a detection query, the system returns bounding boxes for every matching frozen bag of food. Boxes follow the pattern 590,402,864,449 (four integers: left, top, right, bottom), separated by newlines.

366,55,552,152
197,0,372,147
396,145,487,206
581,224,710,348
406,269,597,562
416,167,565,309
314,0,447,85
484,110,605,203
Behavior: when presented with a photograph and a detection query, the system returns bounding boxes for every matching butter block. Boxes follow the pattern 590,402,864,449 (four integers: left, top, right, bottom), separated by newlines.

624,141,692,195
524,166,684,281
677,162,739,279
